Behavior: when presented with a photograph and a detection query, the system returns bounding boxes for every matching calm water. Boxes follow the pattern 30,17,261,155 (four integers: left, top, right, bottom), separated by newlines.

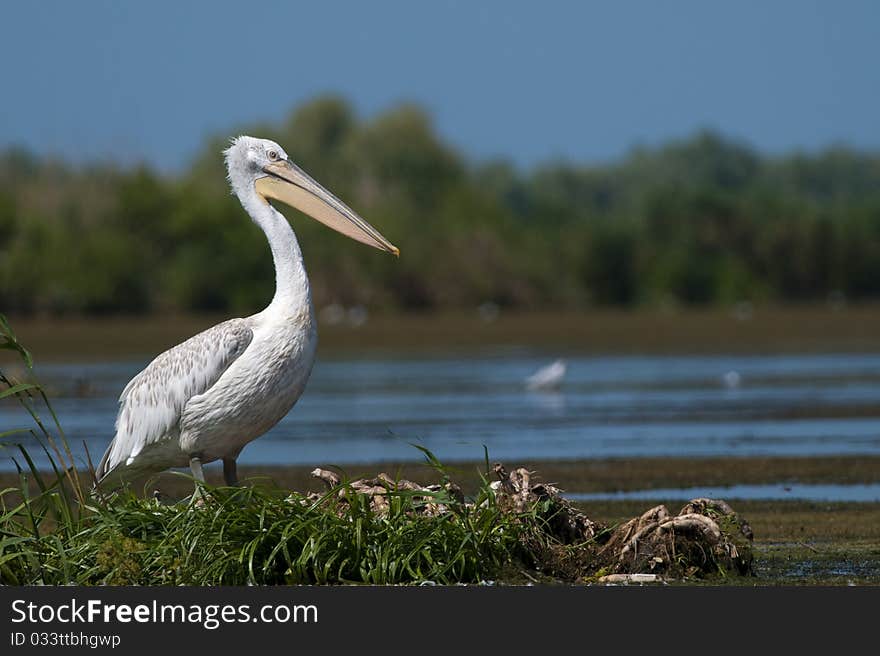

2,351,880,472
569,483,880,503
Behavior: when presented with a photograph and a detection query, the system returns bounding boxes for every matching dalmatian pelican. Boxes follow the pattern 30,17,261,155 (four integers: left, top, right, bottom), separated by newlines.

95,136,398,490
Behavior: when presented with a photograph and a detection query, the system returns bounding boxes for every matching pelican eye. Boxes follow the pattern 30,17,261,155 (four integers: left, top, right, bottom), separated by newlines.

267,150,279,161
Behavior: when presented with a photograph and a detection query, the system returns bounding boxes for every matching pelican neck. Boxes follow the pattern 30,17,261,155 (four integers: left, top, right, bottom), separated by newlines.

238,187,312,315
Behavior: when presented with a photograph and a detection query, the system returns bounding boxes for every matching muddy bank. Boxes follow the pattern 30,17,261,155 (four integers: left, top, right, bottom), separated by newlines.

3,455,879,499
100,455,880,498
8,304,880,361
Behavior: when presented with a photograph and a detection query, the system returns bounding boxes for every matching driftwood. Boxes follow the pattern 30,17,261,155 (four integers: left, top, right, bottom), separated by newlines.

598,500,752,577
307,463,754,582
309,467,464,517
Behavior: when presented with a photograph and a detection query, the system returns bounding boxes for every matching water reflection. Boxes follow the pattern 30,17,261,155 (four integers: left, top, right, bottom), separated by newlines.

525,390,567,414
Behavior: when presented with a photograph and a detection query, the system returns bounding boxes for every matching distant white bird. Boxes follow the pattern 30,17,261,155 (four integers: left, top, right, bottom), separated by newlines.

96,136,398,490
722,370,742,389
525,359,567,391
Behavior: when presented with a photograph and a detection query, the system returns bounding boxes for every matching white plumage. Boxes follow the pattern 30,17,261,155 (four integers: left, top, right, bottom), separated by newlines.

96,136,398,489
525,359,567,391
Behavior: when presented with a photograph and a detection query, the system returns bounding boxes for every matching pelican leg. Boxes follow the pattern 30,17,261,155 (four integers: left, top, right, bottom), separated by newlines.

223,458,239,487
189,456,206,483
188,455,207,504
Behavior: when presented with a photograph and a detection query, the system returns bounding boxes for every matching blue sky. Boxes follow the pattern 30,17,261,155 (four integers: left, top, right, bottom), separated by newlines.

1,1,877,171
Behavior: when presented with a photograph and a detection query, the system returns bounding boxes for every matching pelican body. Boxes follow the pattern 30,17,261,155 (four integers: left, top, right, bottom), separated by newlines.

96,136,398,489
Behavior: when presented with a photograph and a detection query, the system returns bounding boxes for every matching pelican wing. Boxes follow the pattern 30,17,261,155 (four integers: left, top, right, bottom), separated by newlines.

95,318,253,484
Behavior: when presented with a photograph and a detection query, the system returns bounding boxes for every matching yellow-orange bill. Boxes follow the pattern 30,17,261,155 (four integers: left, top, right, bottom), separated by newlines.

256,161,399,256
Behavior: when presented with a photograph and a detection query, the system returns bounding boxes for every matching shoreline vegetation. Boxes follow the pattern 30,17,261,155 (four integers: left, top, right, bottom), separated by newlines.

1,459,877,585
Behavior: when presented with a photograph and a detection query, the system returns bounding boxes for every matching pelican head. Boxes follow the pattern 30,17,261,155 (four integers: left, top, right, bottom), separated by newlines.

224,135,399,255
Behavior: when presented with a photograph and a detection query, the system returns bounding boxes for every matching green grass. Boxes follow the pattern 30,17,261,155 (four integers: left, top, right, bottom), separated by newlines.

2,482,536,586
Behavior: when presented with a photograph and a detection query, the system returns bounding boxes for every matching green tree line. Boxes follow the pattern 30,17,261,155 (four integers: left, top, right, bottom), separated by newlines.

2,95,880,315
